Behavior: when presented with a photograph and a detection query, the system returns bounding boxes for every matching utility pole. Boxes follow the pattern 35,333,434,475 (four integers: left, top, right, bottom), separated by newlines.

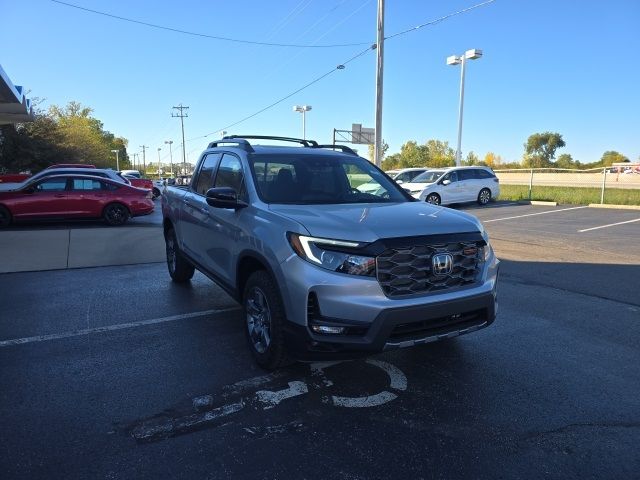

373,0,385,167
132,153,138,170
172,104,189,174
140,145,148,176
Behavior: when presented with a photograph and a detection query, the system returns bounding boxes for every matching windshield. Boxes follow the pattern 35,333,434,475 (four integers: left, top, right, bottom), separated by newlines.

249,154,411,204
411,170,445,183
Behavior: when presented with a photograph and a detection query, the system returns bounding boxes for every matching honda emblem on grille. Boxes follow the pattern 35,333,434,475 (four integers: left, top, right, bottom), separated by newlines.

432,253,453,275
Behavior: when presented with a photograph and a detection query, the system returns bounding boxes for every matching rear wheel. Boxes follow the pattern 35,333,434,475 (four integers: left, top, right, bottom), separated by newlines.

478,188,491,205
425,193,441,205
243,270,289,370
103,203,130,226
0,205,12,228
165,228,195,282
152,187,161,199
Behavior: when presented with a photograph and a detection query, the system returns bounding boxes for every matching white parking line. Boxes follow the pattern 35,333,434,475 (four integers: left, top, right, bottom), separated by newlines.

578,218,640,233
0,307,241,348
483,206,588,223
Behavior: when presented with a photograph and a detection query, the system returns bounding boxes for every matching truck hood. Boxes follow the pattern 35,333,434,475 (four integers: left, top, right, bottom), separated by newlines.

269,202,483,243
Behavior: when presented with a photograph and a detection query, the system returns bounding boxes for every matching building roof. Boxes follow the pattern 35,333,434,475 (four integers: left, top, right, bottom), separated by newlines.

0,64,34,125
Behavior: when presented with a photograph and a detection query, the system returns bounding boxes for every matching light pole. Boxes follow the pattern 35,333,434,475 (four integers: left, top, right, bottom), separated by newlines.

293,105,312,140
157,147,162,177
447,49,482,166
164,140,173,175
111,149,120,170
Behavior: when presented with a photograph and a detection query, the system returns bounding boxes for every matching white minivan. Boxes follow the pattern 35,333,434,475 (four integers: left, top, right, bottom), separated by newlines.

402,166,500,206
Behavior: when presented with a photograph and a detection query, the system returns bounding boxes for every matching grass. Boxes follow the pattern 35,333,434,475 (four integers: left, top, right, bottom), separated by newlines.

499,185,640,206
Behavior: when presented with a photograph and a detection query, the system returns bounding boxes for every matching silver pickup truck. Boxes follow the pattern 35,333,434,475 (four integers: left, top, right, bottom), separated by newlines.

162,136,499,369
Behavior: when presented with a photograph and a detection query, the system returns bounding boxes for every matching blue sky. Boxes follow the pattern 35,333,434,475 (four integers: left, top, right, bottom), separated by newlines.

2,0,639,166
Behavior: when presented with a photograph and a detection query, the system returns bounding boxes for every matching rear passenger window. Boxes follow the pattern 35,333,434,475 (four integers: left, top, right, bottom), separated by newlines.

475,169,494,179
72,179,103,190
458,169,476,181
193,153,222,195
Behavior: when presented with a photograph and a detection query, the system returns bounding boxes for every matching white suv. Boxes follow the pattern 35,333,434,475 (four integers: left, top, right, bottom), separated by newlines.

402,166,500,206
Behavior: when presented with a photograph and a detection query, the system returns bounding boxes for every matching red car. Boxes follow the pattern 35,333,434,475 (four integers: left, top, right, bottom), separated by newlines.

0,174,154,227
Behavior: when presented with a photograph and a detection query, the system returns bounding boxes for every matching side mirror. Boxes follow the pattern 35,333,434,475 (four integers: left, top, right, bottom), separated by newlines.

396,180,404,185
441,179,451,186
205,187,248,210
23,186,36,194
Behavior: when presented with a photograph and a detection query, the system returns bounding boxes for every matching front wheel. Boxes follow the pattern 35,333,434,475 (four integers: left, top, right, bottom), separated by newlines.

425,193,441,205
165,228,195,282
152,187,161,199
478,188,492,205
103,203,130,226
243,271,289,370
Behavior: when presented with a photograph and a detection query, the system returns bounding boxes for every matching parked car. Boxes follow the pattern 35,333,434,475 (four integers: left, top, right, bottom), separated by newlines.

0,174,154,227
120,169,141,178
0,167,131,192
122,174,155,197
162,135,499,369
358,167,429,193
402,166,500,206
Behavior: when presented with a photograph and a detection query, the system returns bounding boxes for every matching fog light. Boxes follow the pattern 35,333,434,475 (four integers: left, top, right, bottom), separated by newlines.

311,325,345,335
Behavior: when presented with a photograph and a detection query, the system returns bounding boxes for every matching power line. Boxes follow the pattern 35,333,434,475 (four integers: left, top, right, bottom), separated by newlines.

191,45,374,141
385,0,496,42
51,0,496,49
184,0,496,139
49,0,370,48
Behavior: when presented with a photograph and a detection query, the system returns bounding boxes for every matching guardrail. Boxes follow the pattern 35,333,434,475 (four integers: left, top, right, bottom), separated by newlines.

494,167,640,205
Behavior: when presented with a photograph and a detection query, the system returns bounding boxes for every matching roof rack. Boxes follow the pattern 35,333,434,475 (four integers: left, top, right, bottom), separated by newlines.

207,138,255,152
313,144,357,155
224,135,319,148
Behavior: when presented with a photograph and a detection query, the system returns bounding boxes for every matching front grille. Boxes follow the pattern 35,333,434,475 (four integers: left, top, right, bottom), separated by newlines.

376,241,483,297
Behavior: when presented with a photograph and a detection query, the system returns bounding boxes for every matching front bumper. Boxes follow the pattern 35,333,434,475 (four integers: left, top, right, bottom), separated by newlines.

277,251,499,360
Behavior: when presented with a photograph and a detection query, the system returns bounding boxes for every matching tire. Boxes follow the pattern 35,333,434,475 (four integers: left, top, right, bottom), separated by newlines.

243,270,289,370
425,193,441,205
165,228,195,282
103,203,130,226
477,188,492,205
152,187,161,199
0,205,12,228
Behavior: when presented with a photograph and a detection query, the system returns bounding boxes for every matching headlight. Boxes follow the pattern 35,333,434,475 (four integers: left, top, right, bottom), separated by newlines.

288,233,376,277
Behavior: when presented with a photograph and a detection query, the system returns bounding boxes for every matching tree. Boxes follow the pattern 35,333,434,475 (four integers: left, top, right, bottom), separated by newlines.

367,141,389,163
483,152,502,168
523,132,565,168
555,153,578,169
0,100,130,173
424,140,455,167
463,151,479,165
599,151,628,167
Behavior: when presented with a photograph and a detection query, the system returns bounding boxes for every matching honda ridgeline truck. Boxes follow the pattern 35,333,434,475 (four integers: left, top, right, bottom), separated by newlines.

162,136,499,369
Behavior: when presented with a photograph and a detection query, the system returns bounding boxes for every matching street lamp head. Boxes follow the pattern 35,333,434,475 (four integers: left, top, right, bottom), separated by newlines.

111,149,118,153
465,49,483,60
293,105,312,112
446,55,461,66
164,140,173,145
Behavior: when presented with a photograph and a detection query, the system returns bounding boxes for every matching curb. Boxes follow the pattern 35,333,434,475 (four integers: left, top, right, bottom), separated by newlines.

588,203,640,210
529,200,558,206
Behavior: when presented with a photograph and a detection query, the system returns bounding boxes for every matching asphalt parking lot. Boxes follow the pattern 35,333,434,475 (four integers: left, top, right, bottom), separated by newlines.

1,201,639,479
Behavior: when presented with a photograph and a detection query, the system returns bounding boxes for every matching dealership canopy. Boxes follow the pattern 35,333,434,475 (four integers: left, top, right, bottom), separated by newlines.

0,64,34,125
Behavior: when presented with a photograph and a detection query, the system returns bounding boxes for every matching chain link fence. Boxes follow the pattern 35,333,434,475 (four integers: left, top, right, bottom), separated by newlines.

494,166,640,205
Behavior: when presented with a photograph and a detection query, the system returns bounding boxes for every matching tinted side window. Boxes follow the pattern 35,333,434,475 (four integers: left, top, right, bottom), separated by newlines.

458,169,476,181
395,172,412,182
193,153,222,195
72,179,103,190
214,154,245,198
36,178,68,191
475,169,494,179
